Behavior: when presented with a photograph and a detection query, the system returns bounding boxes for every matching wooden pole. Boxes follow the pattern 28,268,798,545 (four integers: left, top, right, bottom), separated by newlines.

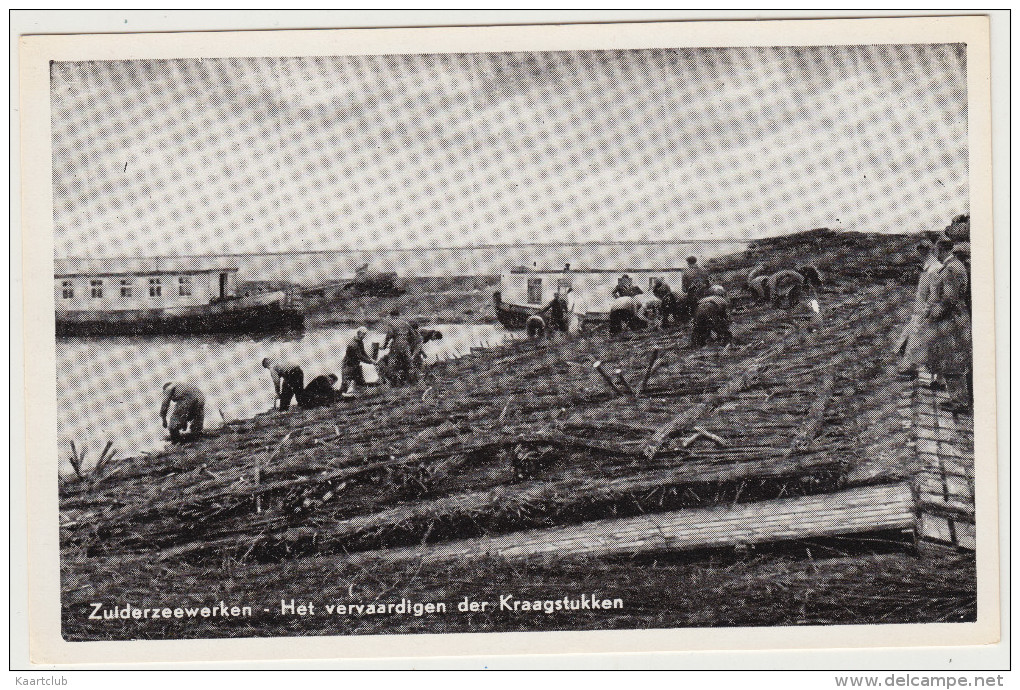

614,368,637,397
592,362,623,396
635,348,662,398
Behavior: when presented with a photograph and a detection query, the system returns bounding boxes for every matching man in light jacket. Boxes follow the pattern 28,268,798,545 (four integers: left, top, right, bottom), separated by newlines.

896,239,942,377
160,382,205,443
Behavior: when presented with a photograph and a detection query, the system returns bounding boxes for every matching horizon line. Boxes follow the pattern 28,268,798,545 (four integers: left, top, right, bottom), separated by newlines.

52,236,800,262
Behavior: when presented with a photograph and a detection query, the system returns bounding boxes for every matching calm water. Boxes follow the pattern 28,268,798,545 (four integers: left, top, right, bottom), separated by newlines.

55,323,515,472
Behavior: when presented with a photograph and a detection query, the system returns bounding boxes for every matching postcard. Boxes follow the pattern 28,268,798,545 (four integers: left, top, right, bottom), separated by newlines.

18,14,999,665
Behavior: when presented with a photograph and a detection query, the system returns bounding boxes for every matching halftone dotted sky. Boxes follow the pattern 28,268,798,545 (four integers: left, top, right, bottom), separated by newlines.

51,44,968,259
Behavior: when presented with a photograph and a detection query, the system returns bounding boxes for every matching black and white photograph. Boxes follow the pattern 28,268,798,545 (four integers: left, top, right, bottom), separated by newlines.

17,14,1000,665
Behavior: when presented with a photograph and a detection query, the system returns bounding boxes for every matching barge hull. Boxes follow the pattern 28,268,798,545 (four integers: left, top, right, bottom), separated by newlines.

494,296,607,331
56,297,304,337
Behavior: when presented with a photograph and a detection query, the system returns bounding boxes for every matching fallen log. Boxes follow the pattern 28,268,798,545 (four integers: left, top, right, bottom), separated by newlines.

152,451,848,562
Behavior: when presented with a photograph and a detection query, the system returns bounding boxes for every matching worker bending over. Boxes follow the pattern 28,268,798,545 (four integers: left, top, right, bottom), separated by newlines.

652,279,684,327
262,358,304,411
417,328,443,367
526,314,547,339
691,285,732,347
634,291,663,330
160,381,205,443
608,295,638,335
302,373,339,409
768,265,823,308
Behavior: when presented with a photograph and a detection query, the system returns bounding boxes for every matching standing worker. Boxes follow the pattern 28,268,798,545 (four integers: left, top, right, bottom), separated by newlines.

925,239,972,412
406,320,425,383
896,239,942,377
535,292,569,333
951,242,973,406
383,310,415,385
262,357,304,411
681,256,711,323
565,286,587,334
691,285,732,347
160,381,205,443
342,326,376,395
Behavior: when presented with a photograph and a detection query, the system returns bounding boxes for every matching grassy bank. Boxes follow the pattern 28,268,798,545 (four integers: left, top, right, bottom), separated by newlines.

304,275,499,327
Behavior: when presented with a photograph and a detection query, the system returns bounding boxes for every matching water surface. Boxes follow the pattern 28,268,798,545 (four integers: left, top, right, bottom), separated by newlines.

56,323,514,471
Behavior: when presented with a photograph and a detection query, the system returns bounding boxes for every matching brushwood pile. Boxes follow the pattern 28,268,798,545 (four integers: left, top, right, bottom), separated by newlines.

59,229,976,639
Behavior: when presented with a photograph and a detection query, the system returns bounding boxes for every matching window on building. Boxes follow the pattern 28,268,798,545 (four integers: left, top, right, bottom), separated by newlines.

527,277,543,305
178,276,192,297
90,279,103,299
120,279,133,298
149,277,162,297
61,280,74,299
556,278,573,295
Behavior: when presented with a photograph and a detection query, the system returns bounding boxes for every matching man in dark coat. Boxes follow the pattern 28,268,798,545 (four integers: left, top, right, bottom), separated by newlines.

612,275,643,299
535,293,569,333
383,311,417,385
262,358,304,411
301,374,339,408
652,279,683,327
691,285,732,348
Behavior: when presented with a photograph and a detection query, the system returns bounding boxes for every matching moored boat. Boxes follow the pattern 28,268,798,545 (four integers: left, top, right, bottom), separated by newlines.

56,290,304,336
54,256,304,337
494,266,689,331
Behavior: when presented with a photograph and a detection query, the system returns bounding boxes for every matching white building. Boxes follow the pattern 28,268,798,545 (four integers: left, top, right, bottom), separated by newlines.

54,257,239,312
499,267,689,315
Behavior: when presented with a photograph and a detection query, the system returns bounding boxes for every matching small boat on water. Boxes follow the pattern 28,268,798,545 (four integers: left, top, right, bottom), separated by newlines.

494,265,690,330
54,256,304,337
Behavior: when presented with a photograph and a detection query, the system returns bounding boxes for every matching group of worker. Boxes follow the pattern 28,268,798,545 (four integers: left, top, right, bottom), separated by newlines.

159,311,443,443
746,264,824,309
160,225,974,442
605,256,733,348
896,232,972,413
